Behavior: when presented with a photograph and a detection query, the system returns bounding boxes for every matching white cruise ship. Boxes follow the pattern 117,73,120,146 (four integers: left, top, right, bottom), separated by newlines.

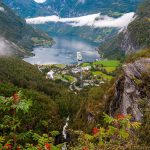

77,52,82,61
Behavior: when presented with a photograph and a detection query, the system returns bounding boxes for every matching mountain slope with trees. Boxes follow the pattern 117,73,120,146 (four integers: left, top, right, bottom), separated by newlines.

3,0,141,43
0,57,83,132
0,2,53,57
98,0,150,59
4,0,141,17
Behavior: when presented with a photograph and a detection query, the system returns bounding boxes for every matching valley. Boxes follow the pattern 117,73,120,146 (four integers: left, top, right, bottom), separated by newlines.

0,0,150,149
24,35,99,64
37,60,120,91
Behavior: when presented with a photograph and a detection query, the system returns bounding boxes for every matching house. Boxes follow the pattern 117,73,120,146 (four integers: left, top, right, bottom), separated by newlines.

72,68,81,74
81,66,91,71
46,70,54,79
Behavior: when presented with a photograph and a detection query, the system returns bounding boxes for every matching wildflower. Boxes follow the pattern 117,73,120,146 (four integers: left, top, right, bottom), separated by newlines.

45,143,51,150
13,93,20,103
116,114,125,120
82,147,89,150
92,127,99,135
4,144,13,149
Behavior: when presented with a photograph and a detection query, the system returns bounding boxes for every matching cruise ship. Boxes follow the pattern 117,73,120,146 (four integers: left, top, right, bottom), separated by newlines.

77,52,82,61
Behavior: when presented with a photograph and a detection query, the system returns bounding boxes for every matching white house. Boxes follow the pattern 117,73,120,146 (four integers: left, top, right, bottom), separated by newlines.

46,70,54,79
81,66,91,71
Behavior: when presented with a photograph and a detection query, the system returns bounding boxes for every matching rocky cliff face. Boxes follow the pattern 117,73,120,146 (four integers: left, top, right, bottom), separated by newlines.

109,58,150,121
99,0,150,59
120,29,140,54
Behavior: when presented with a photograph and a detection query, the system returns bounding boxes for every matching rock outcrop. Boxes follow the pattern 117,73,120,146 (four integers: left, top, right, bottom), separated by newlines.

109,58,150,121
120,29,141,54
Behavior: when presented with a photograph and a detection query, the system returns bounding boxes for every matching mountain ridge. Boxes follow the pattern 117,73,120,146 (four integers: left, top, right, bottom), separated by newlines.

0,2,53,57
4,0,141,18
3,0,142,43
98,0,150,59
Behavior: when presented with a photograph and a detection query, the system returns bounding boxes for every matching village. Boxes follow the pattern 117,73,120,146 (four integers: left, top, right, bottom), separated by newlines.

37,52,120,91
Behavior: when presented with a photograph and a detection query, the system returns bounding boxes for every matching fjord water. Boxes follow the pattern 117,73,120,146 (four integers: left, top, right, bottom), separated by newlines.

24,35,100,64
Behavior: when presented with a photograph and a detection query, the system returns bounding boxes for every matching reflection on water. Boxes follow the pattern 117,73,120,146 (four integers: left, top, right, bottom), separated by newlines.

24,36,99,64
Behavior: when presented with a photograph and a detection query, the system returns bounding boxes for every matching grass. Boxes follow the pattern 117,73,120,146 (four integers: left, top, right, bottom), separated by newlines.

81,62,91,67
93,60,120,67
55,64,66,68
55,74,75,82
63,75,75,82
92,71,113,80
104,67,116,72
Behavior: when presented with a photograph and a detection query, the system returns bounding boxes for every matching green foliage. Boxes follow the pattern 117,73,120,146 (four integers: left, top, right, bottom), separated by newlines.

0,57,83,132
71,114,141,150
125,48,150,63
0,91,32,146
138,99,150,146
0,92,62,149
93,60,120,67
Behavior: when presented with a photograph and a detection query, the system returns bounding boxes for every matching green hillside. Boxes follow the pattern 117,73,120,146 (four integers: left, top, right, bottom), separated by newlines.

3,0,141,43
98,0,150,59
127,0,150,48
0,2,53,57
0,57,82,132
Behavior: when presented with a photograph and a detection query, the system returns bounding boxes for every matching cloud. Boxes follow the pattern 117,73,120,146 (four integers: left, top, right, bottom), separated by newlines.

0,6,5,12
33,0,46,3
0,37,13,56
26,12,135,29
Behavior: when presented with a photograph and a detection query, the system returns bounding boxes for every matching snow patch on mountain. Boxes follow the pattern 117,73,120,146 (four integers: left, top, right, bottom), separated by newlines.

0,6,5,12
26,12,135,29
34,0,46,3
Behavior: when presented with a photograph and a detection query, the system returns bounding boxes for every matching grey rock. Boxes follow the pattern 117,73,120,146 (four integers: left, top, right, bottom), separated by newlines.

110,58,150,121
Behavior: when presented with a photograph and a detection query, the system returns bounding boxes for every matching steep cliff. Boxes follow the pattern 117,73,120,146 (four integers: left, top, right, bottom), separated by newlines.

109,57,150,121
99,0,150,59
0,2,53,57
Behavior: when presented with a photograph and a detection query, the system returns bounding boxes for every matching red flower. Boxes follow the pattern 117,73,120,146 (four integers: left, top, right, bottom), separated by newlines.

116,114,125,120
4,144,13,149
82,147,89,150
92,127,99,135
45,143,51,150
13,93,20,103
16,147,21,150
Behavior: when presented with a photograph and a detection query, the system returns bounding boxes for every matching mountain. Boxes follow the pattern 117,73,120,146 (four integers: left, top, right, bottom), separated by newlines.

108,53,150,121
0,57,82,132
3,0,141,18
73,0,150,130
0,0,150,148
0,2,53,57
3,0,141,42
98,0,150,59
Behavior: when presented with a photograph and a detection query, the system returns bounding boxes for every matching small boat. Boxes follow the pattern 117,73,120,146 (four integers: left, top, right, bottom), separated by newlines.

77,52,82,61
